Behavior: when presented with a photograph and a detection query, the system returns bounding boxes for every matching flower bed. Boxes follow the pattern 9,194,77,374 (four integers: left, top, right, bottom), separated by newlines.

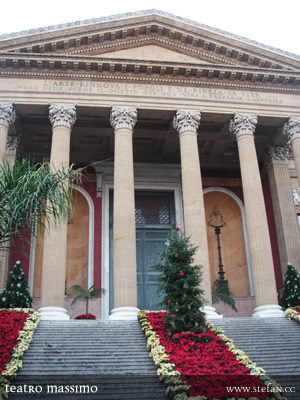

0,308,39,378
139,311,284,400
285,307,300,323
75,313,96,320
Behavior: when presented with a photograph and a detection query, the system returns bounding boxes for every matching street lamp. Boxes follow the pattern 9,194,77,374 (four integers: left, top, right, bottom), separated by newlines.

208,206,228,289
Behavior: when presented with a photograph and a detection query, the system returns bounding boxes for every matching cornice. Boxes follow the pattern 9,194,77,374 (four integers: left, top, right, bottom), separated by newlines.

0,9,299,64
1,19,299,72
0,52,299,91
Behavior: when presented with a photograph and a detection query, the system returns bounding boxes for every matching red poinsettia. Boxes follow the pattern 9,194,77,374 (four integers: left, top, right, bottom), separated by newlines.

75,313,96,320
0,311,29,374
146,312,271,399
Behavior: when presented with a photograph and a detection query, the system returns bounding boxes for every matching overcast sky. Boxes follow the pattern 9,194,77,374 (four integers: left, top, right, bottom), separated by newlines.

1,0,299,55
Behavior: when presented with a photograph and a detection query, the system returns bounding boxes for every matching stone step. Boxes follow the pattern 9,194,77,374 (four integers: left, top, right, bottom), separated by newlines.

213,317,300,400
9,320,167,399
8,317,300,400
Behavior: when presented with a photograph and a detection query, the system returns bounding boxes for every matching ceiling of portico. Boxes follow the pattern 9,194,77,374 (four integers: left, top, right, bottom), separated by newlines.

11,104,288,175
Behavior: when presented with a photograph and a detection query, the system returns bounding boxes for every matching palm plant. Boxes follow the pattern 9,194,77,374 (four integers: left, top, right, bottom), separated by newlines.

0,159,81,250
212,280,237,312
70,284,103,315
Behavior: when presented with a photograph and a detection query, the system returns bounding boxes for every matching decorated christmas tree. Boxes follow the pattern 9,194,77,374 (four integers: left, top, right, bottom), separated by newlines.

155,226,206,337
280,264,300,309
0,260,32,308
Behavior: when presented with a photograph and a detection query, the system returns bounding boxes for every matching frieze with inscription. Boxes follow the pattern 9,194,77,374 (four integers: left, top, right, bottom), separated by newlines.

1,78,299,118
0,78,285,105
40,81,283,104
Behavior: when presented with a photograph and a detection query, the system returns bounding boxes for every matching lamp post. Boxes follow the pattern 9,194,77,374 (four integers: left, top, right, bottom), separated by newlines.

208,206,228,289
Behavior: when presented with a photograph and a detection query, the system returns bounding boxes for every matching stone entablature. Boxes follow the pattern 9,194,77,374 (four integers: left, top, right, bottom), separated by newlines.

0,53,299,89
1,78,299,118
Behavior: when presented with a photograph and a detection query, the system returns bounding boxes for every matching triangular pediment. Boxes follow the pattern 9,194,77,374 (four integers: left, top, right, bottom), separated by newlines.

77,44,212,64
1,10,299,70
0,10,299,88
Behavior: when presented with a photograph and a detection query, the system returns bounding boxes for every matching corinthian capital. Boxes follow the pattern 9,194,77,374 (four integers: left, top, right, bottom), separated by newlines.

110,106,137,131
0,103,16,128
293,187,300,205
263,145,289,166
173,109,201,134
6,135,20,153
282,117,300,142
229,113,258,139
49,104,77,128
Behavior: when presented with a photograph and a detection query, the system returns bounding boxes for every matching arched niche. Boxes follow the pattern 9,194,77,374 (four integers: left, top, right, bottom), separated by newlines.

31,185,94,297
204,187,253,296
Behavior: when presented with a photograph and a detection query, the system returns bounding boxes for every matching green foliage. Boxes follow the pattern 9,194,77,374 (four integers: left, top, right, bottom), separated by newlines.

0,159,81,250
154,228,206,337
212,280,237,312
70,284,103,314
0,260,32,308
280,264,300,309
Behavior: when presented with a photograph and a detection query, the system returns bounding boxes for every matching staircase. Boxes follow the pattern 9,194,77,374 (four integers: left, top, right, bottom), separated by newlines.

213,317,300,399
8,320,167,400
7,318,300,399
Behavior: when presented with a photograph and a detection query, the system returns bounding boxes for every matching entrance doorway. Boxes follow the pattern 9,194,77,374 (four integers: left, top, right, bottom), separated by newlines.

109,191,175,311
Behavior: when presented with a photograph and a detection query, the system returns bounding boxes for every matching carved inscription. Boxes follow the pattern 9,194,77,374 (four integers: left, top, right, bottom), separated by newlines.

0,79,286,106
39,80,284,104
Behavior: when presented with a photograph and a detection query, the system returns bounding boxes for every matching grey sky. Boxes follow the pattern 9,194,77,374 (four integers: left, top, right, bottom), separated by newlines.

1,0,299,55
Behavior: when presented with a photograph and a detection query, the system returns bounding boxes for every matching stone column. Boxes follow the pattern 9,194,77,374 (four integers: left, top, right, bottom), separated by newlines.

0,103,16,163
109,106,138,320
5,136,19,166
230,114,284,317
265,145,300,275
0,103,16,292
173,110,221,319
283,118,300,186
39,104,76,320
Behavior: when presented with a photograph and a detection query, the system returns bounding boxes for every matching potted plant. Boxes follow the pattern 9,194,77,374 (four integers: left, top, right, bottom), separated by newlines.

70,284,104,319
212,279,237,312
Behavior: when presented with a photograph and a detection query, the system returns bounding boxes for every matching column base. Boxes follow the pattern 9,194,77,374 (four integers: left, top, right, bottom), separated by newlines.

202,306,223,319
252,304,285,318
109,306,139,320
38,306,70,320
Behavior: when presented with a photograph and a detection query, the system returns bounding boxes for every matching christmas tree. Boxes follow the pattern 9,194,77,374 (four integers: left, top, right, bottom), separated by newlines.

155,226,206,337
0,260,32,308
280,264,300,309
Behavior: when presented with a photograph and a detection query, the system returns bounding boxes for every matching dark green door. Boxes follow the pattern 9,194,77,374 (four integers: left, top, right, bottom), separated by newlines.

109,191,175,311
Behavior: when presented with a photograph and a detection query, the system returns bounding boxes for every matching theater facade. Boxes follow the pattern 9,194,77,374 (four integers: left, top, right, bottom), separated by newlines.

0,10,300,320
